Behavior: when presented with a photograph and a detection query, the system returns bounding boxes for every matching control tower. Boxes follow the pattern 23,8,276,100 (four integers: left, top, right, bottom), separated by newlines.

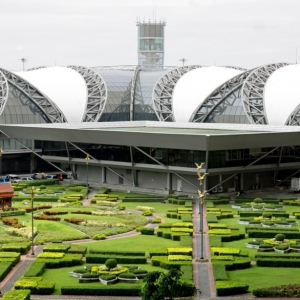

137,20,166,70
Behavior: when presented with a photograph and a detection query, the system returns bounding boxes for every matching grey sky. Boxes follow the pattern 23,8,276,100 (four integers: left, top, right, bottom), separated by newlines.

1,0,300,71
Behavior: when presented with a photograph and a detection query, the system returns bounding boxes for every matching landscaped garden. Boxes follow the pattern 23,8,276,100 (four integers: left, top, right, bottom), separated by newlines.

0,181,197,299
206,194,300,297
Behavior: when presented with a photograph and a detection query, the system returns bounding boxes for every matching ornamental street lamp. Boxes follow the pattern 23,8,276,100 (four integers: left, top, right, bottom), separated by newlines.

196,162,209,260
31,186,35,255
85,154,90,200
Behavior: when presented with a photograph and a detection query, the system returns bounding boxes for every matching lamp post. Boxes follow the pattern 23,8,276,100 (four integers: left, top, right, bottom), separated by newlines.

196,163,209,260
31,186,35,255
85,154,90,200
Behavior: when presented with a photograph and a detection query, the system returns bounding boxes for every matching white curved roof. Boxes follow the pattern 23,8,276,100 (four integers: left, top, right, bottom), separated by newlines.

172,66,242,122
15,67,87,123
264,64,300,126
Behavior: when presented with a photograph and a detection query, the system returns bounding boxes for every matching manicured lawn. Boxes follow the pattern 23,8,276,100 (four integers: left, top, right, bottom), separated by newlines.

228,265,300,291
81,234,181,257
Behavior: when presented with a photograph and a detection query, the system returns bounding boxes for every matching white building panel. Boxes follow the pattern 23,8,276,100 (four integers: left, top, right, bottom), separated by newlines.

264,64,300,126
172,66,241,122
16,67,87,123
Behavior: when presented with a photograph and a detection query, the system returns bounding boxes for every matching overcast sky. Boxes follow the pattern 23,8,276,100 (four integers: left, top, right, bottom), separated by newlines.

1,0,300,71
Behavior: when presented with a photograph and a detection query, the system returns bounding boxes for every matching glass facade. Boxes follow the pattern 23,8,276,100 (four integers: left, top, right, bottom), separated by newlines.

42,141,300,170
93,69,133,122
204,86,250,124
133,70,168,121
0,83,50,150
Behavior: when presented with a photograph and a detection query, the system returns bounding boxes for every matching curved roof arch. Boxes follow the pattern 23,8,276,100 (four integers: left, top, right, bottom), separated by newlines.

241,62,290,124
15,67,86,123
0,70,9,116
67,65,108,122
172,66,242,123
190,70,252,123
152,65,205,122
1,68,67,123
222,66,248,71
262,64,300,126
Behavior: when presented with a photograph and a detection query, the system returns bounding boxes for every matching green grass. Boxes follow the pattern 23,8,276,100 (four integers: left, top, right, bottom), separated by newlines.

121,202,184,215
228,265,300,291
81,235,181,257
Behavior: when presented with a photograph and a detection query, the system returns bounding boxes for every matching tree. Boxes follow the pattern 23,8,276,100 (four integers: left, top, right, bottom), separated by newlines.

141,268,198,300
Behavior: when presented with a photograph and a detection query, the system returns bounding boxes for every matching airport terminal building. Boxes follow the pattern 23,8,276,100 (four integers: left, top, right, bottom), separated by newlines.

0,21,300,194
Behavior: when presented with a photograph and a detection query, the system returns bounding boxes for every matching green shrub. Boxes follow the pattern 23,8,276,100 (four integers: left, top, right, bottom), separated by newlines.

275,233,286,241
93,234,106,240
23,262,45,277
118,272,136,279
252,284,300,297
253,198,263,203
89,250,145,256
141,227,154,235
256,258,300,267
0,261,15,281
61,286,141,296
3,290,31,300
212,264,228,281
142,210,153,216
99,274,116,281
215,281,249,296
86,255,147,264
105,259,118,269
81,273,99,279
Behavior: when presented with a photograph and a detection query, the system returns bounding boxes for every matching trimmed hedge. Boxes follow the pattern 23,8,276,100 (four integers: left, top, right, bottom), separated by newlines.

256,258,300,267
89,250,145,256
122,198,165,202
248,230,300,239
235,198,279,204
12,196,59,202
255,252,300,259
215,281,249,296
239,211,288,218
0,261,15,281
245,226,299,233
23,262,46,277
252,284,300,297
1,243,31,255
86,255,147,264
149,248,168,258
212,264,228,281
3,290,31,300
140,227,155,235
151,256,190,269
0,210,26,217
14,277,55,295
61,286,141,296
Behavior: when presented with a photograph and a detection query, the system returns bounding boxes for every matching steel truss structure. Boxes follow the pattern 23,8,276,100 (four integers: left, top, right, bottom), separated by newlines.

0,68,67,123
27,66,47,71
152,65,205,121
223,66,247,71
130,66,142,120
285,104,300,125
68,66,108,122
0,70,8,115
241,63,290,124
190,70,252,122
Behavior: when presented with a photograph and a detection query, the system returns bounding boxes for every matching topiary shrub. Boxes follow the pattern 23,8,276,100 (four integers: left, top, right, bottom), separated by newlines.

118,272,136,279
105,259,117,270
100,274,116,281
254,198,263,203
275,233,286,241
93,234,106,240
262,212,272,219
